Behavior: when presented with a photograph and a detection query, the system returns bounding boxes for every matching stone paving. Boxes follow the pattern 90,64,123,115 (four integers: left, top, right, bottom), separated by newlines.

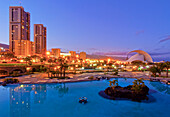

0,71,170,85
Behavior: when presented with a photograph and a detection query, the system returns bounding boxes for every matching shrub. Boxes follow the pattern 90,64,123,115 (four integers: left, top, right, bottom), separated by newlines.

104,72,108,75
11,71,20,77
3,78,19,84
113,71,118,75
88,76,94,80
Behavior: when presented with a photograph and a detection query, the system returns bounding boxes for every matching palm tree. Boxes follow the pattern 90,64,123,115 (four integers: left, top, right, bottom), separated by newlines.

4,53,15,59
48,58,53,65
40,57,46,65
55,70,60,77
80,59,83,67
156,63,165,77
46,68,50,77
58,57,64,77
31,55,40,62
109,79,118,88
24,56,31,66
63,62,68,78
149,66,158,77
164,61,170,77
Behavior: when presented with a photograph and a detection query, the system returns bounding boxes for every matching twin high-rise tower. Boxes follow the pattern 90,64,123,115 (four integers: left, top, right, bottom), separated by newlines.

34,24,47,56
9,6,47,57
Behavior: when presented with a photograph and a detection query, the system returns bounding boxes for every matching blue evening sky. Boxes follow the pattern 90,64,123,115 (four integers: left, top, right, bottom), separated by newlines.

0,0,170,61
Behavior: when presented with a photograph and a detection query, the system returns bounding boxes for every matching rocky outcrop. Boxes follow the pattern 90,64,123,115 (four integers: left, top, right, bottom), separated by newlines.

102,85,149,102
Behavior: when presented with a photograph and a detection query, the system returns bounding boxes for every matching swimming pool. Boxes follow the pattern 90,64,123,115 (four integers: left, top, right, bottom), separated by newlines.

0,78,169,117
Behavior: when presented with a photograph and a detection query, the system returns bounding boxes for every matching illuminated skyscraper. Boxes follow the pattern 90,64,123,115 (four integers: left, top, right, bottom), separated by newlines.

52,48,61,58
34,24,47,56
9,6,30,53
80,52,86,60
69,51,76,57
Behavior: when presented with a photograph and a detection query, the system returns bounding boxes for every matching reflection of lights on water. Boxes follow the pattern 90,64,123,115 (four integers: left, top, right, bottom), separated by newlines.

20,85,24,87
35,91,37,94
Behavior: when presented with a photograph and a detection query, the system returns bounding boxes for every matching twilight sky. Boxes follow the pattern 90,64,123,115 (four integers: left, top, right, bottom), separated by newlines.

0,0,170,61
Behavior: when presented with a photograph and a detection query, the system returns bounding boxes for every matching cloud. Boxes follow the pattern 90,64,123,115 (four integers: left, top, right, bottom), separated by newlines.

136,30,144,35
159,36,170,43
92,51,128,56
149,52,170,56
87,48,99,51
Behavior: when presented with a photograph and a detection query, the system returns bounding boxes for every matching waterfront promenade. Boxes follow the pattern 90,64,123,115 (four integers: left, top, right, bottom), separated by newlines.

0,71,169,85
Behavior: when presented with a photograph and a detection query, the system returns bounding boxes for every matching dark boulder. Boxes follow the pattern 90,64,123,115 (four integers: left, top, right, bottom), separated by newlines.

104,85,149,102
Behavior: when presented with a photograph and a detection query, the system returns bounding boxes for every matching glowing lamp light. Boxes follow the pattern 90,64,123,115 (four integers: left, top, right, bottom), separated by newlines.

146,65,149,68
82,67,84,70
20,60,24,62
93,64,97,66
121,65,124,68
104,64,106,66
26,67,30,71
54,67,57,70
100,60,104,62
46,51,50,55
75,65,78,67
70,67,74,70
76,55,79,58
133,66,137,69
99,67,102,69
33,59,36,62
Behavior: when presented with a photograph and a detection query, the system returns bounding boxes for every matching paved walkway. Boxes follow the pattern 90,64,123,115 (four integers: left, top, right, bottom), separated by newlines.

0,72,169,84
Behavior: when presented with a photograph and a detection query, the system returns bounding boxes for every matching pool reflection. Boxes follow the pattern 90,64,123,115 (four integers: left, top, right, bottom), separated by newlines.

9,84,69,117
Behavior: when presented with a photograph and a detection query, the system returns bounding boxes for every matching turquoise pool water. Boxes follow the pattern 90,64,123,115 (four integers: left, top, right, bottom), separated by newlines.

0,78,170,117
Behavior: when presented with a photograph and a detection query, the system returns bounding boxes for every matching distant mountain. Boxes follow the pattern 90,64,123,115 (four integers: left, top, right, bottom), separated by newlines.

87,54,126,61
0,43,9,49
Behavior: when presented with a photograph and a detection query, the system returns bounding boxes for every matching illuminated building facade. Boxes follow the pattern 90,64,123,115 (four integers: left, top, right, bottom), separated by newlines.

80,52,86,60
30,41,35,55
51,48,61,58
9,6,30,54
69,51,76,57
34,24,47,56
14,40,33,57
